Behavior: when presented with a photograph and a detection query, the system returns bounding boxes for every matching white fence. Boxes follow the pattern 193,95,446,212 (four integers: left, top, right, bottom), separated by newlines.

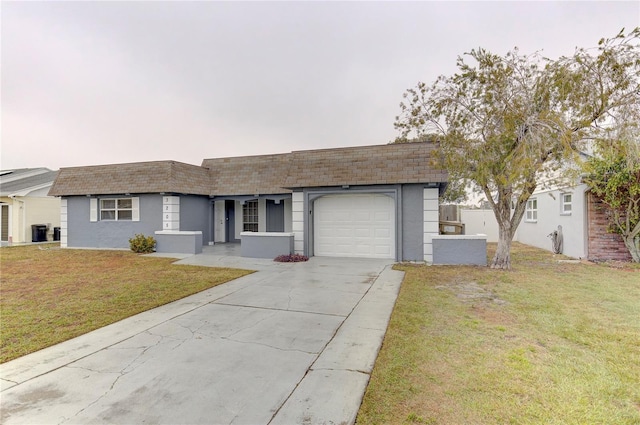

460,209,503,243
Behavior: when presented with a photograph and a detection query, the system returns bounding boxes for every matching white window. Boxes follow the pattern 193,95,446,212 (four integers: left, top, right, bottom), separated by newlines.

100,198,133,221
561,193,572,215
525,198,538,222
242,200,258,232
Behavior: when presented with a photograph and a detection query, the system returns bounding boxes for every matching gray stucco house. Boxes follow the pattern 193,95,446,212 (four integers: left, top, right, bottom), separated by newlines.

49,142,450,262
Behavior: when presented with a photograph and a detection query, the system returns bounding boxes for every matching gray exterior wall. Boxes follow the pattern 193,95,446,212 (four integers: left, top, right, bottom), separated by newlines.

401,184,426,261
64,186,440,259
155,231,203,254
240,232,294,259
179,195,212,244
300,184,442,261
66,194,162,249
66,194,211,249
432,235,487,265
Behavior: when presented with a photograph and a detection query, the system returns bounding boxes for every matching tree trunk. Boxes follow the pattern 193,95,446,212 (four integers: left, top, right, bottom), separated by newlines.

491,226,513,269
484,183,529,271
622,234,640,263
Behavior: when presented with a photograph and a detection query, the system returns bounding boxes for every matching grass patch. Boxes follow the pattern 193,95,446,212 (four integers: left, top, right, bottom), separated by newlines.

358,243,640,424
0,244,252,363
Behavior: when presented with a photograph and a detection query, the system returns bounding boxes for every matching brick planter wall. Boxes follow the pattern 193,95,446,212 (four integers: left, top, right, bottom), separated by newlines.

587,192,632,262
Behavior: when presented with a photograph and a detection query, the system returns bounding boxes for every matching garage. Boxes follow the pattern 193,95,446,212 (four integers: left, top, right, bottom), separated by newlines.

314,194,395,259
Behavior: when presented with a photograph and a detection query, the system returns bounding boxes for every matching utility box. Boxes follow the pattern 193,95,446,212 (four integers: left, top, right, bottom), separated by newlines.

31,224,48,242
439,221,465,235
53,227,61,241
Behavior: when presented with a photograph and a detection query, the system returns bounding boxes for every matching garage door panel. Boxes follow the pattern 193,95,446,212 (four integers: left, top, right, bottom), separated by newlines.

353,212,371,221
374,211,391,221
354,228,372,238
314,194,395,259
374,245,391,255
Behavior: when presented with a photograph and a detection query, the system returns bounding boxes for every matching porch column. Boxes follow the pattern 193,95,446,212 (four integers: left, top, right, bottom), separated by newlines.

60,199,68,248
163,196,180,230
423,188,439,263
292,191,304,254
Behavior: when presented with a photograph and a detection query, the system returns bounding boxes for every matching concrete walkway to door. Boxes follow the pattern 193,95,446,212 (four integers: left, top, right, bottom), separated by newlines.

0,249,404,425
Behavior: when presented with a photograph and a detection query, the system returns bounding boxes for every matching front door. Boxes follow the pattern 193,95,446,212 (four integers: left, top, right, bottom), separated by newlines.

225,200,238,242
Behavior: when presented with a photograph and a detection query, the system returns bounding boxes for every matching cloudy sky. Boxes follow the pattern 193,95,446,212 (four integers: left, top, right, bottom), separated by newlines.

1,1,638,170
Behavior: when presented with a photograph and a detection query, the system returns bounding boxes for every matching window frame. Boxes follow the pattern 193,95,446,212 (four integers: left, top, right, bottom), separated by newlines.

100,198,133,221
561,193,572,215
525,197,538,222
242,199,259,232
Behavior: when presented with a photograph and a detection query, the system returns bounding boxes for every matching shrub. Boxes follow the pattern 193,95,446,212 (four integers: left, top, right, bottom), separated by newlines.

129,234,156,254
274,253,309,262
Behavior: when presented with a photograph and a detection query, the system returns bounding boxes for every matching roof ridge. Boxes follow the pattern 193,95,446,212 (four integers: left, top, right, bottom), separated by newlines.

290,142,432,155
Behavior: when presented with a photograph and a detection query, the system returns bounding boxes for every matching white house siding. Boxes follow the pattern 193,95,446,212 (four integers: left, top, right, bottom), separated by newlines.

461,184,589,259
517,185,588,258
24,197,61,242
0,196,61,243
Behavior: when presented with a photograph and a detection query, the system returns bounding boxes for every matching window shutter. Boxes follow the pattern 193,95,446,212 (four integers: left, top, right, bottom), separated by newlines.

90,198,98,222
132,197,140,222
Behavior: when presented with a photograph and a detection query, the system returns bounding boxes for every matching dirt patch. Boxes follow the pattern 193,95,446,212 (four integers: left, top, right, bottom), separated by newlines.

591,260,640,271
435,281,507,305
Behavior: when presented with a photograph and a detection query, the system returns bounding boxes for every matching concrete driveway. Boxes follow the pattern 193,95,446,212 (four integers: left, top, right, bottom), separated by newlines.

0,252,403,425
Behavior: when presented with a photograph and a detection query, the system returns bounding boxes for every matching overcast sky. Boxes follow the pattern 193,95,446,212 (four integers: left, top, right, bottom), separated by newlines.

1,1,639,170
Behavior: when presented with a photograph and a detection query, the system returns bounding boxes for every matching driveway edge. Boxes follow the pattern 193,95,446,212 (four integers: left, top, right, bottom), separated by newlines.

270,265,405,425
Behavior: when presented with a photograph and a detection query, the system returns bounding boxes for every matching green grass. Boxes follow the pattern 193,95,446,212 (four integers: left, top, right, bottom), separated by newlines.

0,244,252,363
358,243,640,425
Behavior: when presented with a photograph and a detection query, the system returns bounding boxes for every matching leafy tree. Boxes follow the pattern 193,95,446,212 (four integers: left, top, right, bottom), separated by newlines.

395,28,640,269
584,138,640,262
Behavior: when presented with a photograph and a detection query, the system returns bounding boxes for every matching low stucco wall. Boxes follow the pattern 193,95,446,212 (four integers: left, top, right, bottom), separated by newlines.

241,232,294,259
432,234,487,266
155,231,203,254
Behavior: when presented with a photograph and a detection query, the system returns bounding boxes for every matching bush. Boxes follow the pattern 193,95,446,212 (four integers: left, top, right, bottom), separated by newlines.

129,234,156,254
274,253,309,262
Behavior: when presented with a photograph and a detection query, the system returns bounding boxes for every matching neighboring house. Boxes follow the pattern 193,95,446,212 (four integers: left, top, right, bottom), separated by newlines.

516,183,590,259
49,143,451,262
462,183,632,261
0,168,61,244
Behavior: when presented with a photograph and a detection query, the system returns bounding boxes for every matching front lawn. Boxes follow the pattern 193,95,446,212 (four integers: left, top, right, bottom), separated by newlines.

358,243,640,424
0,244,252,363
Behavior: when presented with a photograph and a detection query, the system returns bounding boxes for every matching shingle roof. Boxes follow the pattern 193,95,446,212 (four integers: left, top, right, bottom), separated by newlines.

49,143,447,197
48,161,211,196
202,154,291,196
283,142,447,188
0,168,58,196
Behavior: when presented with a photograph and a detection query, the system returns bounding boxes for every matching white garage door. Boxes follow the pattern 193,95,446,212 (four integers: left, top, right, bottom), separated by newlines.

314,194,395,259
